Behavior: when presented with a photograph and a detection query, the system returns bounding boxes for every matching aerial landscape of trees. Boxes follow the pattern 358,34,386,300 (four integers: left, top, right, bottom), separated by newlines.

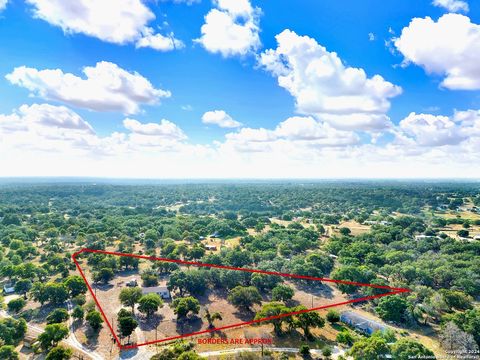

0,181,479,359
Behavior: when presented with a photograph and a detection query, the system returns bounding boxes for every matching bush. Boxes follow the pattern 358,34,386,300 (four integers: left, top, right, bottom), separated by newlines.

322,347,332,358
299,344,310,357
326,310,340,323
7,298,26,313
72,306,84,321
45,345,72,360
0,345,19,360
72,294,86,306
46,308,69,324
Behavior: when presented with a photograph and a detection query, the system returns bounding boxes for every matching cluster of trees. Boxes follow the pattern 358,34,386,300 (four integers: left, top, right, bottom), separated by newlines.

119,287,164,317
347,331,435,360
325,215,480,351
1,182,480,358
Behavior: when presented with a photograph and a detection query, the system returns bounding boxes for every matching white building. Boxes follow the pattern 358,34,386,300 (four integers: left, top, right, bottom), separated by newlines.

3,284,15,294
142,286,170,299
415,235,437,241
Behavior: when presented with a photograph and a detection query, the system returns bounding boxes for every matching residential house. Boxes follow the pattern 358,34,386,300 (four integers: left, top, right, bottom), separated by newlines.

142,286,171,299
340,311,387,335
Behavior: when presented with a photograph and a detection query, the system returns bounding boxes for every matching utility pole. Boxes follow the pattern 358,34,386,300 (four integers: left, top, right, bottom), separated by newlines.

155,324,159,354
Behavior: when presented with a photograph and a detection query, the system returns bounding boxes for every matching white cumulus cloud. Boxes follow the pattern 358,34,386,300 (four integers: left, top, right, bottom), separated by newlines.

6,61,171,115
432,0,469,13
398,112,468,146
196,0,261,57
260,30,402,131
394,14,480,90
223,116,359,153
202,110,242,128
123,118,187,140
25,0,183,50
136,28,185,51
0,104,97,153
0,0,8,12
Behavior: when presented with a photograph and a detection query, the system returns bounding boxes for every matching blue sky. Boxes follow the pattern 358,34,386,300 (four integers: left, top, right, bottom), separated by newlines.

0,0,480,178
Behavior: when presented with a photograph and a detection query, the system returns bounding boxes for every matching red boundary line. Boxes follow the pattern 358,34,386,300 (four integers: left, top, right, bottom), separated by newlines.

72,248,410,351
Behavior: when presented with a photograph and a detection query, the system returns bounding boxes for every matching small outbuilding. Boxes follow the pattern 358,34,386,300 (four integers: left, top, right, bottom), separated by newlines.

3,284,15,294
126,278,138,287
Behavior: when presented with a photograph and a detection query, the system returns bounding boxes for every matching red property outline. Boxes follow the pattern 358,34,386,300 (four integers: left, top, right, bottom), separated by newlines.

72,248,410,350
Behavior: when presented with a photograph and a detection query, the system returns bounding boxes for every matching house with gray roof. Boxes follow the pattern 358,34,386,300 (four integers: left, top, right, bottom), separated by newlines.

340,311,387,335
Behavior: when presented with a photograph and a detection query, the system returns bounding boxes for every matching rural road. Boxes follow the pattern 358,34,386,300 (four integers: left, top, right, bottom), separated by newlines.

199,345,346,359
66,301,104,360
1,308,102,360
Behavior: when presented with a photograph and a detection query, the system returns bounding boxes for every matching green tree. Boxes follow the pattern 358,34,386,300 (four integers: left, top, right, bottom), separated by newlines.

72,305,84,321
227,286,262,311
0,318,27,345
391,339,435,360
251,273,281,291
271,284,294,303
0,345,19,360
177,351,203,360
254,302,290,335
46,308,70,324
141,272,159,287
376,295,408,323
119,287,142,314
294,306,325,339
138,293,164,317
299,344,310,357
204,308,222,328
331,266,375,294
168,270,207,296
172,297,200,320
40,283,69,305
7,298,26,313
64,275,87,297
93,268,114,284
45,346,73,360
86,310,103,331
117,309,138,340
439,289,473,311
336,330,356,346
38,324,69,350
14,279,32,298
326,310,340,324
348,335,390,360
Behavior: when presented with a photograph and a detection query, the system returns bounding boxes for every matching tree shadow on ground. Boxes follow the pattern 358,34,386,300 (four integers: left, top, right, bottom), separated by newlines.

138,313,164,331
83,326,100,350
294,281,335,300
208,330,228,339
175,316,203,335
232,308,256,322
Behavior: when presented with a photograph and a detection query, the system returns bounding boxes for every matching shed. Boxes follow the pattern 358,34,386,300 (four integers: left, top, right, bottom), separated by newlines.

3,284,15,294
